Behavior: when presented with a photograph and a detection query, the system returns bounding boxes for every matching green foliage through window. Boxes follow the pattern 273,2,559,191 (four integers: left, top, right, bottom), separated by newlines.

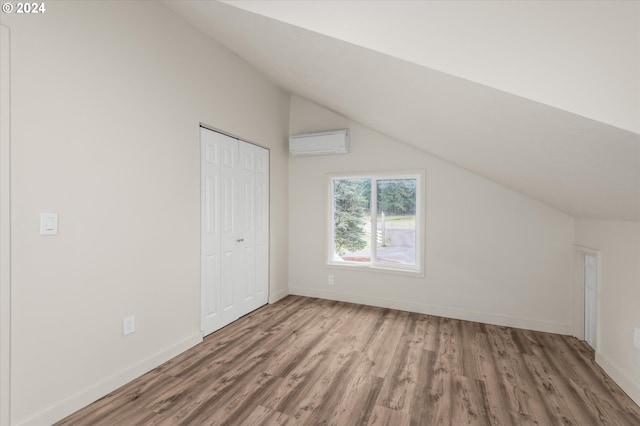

333,178,370,253
377,179,416,215
331,174,420,271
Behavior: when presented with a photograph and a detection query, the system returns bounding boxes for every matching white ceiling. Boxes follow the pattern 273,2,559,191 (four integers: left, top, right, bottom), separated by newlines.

165,0,640,221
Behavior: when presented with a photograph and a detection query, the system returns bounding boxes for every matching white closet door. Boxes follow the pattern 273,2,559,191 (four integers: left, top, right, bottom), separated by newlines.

239,142,269,313
200,128,224,334
220,134,242,326
237,142,256,314
251,143,269,309
201,127,269,336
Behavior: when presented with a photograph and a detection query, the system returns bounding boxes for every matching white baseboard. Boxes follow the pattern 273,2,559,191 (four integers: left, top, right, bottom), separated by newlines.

17,332,203,426
289,286,572,335
596,351,640,407
269,287,289,304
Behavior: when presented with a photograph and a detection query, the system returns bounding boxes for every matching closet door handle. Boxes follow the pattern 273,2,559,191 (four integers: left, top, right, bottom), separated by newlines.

236,238,244,243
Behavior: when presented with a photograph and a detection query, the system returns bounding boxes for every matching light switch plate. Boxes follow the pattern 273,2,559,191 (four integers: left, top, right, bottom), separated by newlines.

634,327,640,349
40,212,58,235
123,315,135,336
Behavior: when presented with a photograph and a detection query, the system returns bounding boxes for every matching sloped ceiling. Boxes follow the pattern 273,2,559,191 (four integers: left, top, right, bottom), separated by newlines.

164,0,640,221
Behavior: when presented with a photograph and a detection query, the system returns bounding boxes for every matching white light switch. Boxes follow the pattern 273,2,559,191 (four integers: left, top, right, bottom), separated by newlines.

40,213,58,235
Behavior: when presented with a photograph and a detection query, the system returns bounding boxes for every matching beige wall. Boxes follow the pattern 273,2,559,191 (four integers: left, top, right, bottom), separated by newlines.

1,2,289,424
575,220,640,405
1,23,11,426
289,96,575,333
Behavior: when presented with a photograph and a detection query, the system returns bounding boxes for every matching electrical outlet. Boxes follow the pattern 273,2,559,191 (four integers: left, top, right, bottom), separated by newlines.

328,275,334,285
634,327,640,349
123,315,135,336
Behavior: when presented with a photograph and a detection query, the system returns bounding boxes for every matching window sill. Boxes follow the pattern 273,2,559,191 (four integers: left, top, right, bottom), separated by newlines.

327,261,424,278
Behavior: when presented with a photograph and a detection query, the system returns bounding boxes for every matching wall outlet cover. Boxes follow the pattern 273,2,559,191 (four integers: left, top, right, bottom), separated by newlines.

123,315,135,336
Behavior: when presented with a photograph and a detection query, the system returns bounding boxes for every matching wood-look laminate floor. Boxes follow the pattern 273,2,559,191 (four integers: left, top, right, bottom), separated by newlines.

58,296,640,425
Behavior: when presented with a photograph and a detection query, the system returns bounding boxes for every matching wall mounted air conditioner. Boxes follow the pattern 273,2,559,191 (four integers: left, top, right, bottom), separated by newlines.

289,129,350,157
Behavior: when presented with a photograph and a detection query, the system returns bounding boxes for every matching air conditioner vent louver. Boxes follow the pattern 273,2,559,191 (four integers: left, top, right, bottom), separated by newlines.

289,129,350,157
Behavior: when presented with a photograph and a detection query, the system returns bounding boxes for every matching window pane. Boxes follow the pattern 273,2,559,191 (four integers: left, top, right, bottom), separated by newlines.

375,179,416,266
332,178,371,263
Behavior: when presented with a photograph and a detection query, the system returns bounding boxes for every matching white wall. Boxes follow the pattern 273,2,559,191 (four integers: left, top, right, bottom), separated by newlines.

575,220,640,405
289,96,575,333
1,2,289,424
1,23,11,426
226,0,640,134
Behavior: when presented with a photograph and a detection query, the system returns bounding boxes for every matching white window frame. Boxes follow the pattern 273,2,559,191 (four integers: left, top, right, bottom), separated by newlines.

327,170,425,275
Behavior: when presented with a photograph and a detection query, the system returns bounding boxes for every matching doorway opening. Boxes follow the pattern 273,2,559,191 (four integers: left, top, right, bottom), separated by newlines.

584,253,597,348
572,245,600,350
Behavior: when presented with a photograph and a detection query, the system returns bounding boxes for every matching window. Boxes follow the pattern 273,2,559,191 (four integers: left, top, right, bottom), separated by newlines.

329,172,423,273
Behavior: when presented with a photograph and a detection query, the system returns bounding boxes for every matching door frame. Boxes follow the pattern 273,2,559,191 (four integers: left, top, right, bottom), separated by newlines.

572,245,601,346
1,23,11,426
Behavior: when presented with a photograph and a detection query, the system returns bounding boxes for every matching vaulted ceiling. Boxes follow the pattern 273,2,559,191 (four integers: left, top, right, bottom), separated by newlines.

165,0,640,221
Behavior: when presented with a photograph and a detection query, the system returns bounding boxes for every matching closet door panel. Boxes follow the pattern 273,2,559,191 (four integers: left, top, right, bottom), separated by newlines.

221,135,242,325
250,143,269,308
200,128,223,334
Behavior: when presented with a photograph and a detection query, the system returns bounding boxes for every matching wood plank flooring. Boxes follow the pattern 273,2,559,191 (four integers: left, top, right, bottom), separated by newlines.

57,296,640,425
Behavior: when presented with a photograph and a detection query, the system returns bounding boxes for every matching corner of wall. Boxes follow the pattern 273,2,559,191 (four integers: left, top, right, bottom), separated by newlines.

596,350,640,407
575,219,640,409
269,288,289,304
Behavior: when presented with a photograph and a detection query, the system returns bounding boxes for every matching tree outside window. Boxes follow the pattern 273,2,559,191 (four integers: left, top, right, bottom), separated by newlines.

330,173,421,272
